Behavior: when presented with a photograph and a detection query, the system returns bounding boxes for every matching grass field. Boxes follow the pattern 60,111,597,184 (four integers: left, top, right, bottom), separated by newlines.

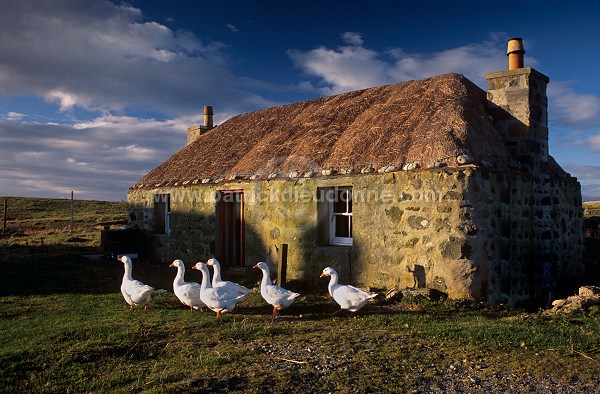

0,196,127,262
584,201,600,218
1,197,599,393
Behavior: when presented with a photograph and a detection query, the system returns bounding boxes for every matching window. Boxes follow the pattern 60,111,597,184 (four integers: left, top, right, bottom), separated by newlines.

330,188,352,245
153,193,171,234
318,187,353,246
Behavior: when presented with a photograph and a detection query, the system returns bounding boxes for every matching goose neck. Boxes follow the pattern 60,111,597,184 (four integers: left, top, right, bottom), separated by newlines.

174,265,185,285
199,266,211,291
123,261,133,281
328,273,339,295
211,263,222,285
259,267,271,289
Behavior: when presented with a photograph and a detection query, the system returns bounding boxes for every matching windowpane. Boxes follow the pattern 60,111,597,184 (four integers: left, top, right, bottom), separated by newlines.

334,215,350,238
333,189,352,214
333,198,346,214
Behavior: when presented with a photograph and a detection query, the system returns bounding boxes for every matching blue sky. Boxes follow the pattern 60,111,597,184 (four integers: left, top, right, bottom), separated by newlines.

1,0,599,201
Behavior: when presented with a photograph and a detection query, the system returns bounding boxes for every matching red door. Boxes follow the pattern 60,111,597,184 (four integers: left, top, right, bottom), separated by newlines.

215,190,244,268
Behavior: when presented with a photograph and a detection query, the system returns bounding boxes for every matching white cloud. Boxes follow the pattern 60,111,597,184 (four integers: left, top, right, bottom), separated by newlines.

564,164,600,180
0,115,190,200
549,82,600,127
573,133,600,151
226,24,239,33
0,0,272,117
341,32,363,46
288,32,510,95
5,112,26,121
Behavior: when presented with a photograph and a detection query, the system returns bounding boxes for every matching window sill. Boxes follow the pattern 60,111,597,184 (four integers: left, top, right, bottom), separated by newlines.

329,242,353,247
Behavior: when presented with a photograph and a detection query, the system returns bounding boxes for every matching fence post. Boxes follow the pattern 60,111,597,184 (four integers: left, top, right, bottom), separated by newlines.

70,191,74,234
2,198,7,237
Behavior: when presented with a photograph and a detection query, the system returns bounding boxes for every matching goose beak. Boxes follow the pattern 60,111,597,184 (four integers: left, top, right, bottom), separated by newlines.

169,263,175,267
319,273,326,278
252,263,259,269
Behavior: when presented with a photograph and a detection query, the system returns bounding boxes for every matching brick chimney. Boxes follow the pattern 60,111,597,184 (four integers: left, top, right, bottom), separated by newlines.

187,105,214,145
486,38,549,174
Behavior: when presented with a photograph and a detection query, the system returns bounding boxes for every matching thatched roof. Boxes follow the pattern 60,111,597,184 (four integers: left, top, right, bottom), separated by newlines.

135,73,512,187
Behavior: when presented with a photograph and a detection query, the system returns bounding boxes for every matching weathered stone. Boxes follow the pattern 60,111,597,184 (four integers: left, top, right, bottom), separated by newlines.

434,218,451,232
269,227,281,239
456,154,473,165
579,286,600,297
384,206,403,224
443,191,462,200
459,222,478,235
408,215,429,230
385,288,403,303
397,192,412,201
440,238,471,260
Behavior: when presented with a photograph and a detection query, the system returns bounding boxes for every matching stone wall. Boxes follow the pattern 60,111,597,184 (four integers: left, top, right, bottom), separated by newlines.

466,170,584,305
127,167,584,305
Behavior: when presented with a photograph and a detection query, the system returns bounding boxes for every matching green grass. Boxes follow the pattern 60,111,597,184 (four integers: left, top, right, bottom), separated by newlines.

0,255,599,393
1,197,599,392
0,196,127,262
584,201,600,218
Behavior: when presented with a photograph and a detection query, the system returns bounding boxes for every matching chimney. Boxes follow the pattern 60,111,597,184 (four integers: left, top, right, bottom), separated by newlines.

187,105,215,145
507,38,525,70
203,105,214,128
486,38,549,174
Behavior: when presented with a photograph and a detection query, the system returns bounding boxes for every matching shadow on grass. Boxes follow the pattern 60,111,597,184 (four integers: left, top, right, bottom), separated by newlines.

0,253,174,297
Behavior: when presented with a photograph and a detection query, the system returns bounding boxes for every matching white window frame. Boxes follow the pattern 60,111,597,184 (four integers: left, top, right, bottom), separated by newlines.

329,187,352,246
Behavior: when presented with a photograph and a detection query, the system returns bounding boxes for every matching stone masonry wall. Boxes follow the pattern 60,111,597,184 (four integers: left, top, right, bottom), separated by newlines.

127,167,584,304
467,171,584,305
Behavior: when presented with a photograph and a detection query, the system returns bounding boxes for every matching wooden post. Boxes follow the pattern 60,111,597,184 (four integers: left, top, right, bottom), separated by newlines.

277,243,288,287
2,198,7,237
70,191,74,234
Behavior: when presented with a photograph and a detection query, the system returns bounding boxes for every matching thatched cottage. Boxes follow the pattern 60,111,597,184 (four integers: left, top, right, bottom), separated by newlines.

127,38,584,306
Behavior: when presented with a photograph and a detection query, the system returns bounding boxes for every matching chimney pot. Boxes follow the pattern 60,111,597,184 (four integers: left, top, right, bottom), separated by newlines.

204,105,214,128
507,38,525,70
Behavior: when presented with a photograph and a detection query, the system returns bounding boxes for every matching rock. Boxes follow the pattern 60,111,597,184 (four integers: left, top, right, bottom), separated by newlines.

385,288,403,303
401,287,447,301
551,299,566,307
579,285,600,297
545,288,600,315
402,162,419,171
428,161,447,169
456,154,473,165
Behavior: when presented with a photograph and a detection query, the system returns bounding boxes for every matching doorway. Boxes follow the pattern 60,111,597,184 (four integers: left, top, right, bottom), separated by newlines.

215,190,245,268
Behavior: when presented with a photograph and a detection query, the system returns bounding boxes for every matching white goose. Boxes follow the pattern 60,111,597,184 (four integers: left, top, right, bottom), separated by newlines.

169,259,205,311
253,262,300,317
320,267,377,314
118,256,154,310
192,262,246,318
206,258,251,302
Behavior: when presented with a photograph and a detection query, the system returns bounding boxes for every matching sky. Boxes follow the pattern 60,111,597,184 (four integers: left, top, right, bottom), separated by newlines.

1,0,599,202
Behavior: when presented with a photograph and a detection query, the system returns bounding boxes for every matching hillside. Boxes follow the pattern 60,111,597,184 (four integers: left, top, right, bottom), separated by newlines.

0,196,127,262
584,200,600,218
